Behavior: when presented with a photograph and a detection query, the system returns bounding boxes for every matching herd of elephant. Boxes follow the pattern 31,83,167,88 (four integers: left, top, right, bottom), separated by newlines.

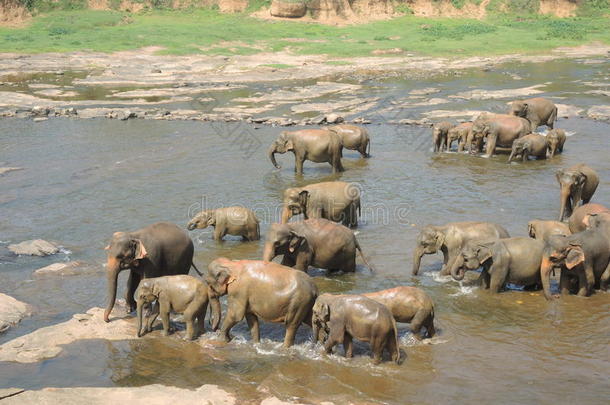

100,96,607,364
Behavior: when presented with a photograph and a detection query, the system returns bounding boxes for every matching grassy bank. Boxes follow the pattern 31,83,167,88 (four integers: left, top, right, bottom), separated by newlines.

0,8,608,56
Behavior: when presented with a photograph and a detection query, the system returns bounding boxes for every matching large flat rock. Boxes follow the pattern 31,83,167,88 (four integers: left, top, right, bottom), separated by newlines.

7,239,59,256
0,294,31,334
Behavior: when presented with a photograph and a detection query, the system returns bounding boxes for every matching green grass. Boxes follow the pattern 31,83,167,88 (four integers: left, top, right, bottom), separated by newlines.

0,9,608,57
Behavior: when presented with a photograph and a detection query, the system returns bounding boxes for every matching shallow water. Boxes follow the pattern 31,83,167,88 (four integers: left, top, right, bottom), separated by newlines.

1,59,609,404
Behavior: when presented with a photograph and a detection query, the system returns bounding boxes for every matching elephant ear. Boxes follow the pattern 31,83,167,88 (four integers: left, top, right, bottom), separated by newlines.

288,231,306,253
527,223,535,238
476,244,493,263
565,244,585,269
133,239,147,260
433,232,445,250
298,190,309,209
522,103,529,114
207,212,216,227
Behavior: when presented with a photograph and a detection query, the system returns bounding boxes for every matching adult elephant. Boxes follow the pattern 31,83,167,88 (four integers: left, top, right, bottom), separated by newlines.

206,257,318,347
103,222,202,323
268,129,344,175
446,121,472,152
432,121,453,152
508,133,547,162
509,97,557,130
412,221,510,276
281,181,361,227
556,164,599,221
568,203,609,233
262,218,373,273
328,124,370,158
469,114,530,157
450,238,544,293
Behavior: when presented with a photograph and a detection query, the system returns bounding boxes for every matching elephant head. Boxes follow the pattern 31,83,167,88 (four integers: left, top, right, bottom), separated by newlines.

508,138,529,163
510,100,528,118
468,121,489,154
556,168,587,221
135,279,158,337
412,227,445,275
206,257,237,298
450,242,493,281
104,232,148,322
262,223,305,262
281,188,308,224
540,236,584,300
187,210,215,231
311,297,331,344
268,131,294,169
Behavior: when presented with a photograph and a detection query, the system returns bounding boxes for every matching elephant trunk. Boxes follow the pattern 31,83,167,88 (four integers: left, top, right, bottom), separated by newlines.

451,255,466,281
281,206,292,224
312,323,319,343
508,149,516,163
268,144,281,169
209,296,221,331
412,247,424,276
558,186,571,221
136,301,144,337
104,257,120,323
541,257,555,300
262,242,275,262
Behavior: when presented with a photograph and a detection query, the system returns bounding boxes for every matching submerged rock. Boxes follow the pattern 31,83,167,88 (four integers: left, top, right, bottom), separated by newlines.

588,105,610,121
34,261,93,276
8,239,59,256
0,293,31,334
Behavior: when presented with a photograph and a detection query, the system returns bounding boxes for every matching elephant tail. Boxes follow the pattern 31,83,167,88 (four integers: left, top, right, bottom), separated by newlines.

391,320,401,365
191,262,204,277
355,238,375,273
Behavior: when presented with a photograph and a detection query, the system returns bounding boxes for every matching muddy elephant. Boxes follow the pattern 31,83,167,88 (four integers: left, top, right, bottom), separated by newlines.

508,133,547,162
362,286,435,340
446,122,473,152
262,218,373,273
556,164,599,221
569,203,610,233
546,129,566,158
432,121,453,152
328,124,370,157
412,221,510,276
206,258,318,347
451,237,544,293
312,293,400,364
135,275,220,340
268,129,344,175
509,97,557,130
187,206,260,241
540,229,610,300
528,220,570,242
469,114,530,157
281,181,361,227
104,222,200,323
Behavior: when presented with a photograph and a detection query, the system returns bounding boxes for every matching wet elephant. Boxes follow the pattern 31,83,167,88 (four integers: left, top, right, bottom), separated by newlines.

470,114,531,157
568,203,609,233
104,222,200,323
206,257,318,347
412,221,510,276
281,181,361,227
446,121,472,152
262,218,373,273
528,219,570,242
328,124,370,157
556,164,599,221
546,129,566,158
312,293,400,364
508,133,547,162
451,237,544,293
187,206,260,241
268,129,344,175
510,97,557,130
135,275,220,340
432,121,453,152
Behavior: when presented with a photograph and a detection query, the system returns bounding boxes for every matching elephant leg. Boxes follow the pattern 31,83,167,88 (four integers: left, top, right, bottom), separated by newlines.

484,134,497,158
145,301,159,332
293,253,310,272
442,254,457,276
342,256,356,273
576,271,589,296
281,254,297,267
324,325,344,354
559,270,571,295
245,312,260,343
159,302,171,336
410,310,426,341
478,270,491,289
600,262,610,291
488,263,508,293
332,154,344,173
183,307,197,341
343,333,353,358
283,323,299,348
220,302,245,343
213,227,226,241
424,315,436,338
126,271,140,313
295,155,305,175
439,249,450,275
196,305,207,335
370,337,383,364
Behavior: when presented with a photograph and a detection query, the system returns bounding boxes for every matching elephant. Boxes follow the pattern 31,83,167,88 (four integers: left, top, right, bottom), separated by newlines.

528,220,570,242
509,97,557,130
328,124,370,158
104,222,200,323
546,129,566,158
187,206,260,241
469,114,531,157
268,129,344,175
556,164,599,221
450,237,544,293
508,133,547,162
568,203,609,233
262,218,373,273
412,221,510,276
206,257,318,347
281,181,360,227
312,293,400,364
135,275,220,340
446,122,473,152
362,286,435,340
540,229,610,300
432,121,453,152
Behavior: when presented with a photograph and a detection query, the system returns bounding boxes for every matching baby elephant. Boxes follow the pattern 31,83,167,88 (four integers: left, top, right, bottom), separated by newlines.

312,293,400,364
362,286,435,340
135,275,220,340
328,124,370,158
508,133,547,163
432,121,453,152
187,206,260,241
528,219,570,242
546,129,566,158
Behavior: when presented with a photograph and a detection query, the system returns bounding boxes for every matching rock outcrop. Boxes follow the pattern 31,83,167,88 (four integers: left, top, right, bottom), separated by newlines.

0,293,31,333
270,0,307,18
7,239,60,256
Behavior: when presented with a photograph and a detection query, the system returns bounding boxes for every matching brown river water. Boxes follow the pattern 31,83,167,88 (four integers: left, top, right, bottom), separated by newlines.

1,59,609,404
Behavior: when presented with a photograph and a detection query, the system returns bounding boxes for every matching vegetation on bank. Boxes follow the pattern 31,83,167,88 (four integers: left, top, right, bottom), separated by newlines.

0,6,608,56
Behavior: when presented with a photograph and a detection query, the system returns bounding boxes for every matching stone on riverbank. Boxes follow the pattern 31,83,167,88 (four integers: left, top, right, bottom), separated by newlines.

8,239,59,256
0,294,31,334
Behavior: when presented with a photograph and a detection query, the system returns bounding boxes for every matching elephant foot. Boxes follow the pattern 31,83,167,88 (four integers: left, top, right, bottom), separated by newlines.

481,154,491,159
